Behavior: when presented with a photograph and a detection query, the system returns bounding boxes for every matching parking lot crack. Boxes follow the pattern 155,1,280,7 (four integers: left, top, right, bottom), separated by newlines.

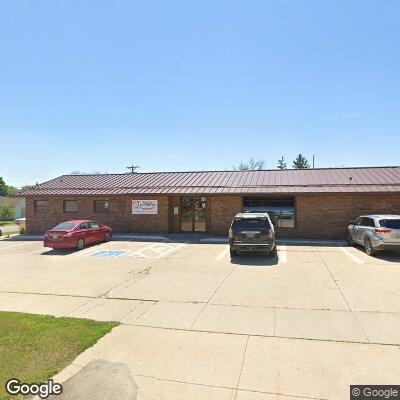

319,250,371,344
138,266,152,275
234,335,250,399
189,265,236,329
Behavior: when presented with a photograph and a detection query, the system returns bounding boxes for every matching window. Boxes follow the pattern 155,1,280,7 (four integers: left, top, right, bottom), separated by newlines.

78,222,90,230
94,200,109,213
34,200,48,213
53,222,77,230
232,218,271,230
243,197,295,228
89,222,100,229
379,219,400,229
64,200,77,212
361,217,375,227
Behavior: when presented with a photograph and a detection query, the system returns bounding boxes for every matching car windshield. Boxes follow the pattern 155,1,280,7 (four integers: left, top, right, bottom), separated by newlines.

379,219,400,229
52,222,77,231
232,218,271,230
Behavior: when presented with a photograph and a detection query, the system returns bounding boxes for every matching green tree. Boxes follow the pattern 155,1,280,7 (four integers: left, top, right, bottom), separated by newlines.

0,177,19,195
233,158,265,170
0,204,14,220
277,156,287,169
6,184,18,195
0,177,7,196
292,154,311,169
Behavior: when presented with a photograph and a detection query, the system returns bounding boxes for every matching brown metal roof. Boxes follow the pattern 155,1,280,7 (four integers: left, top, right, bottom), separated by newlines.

19,166,400,196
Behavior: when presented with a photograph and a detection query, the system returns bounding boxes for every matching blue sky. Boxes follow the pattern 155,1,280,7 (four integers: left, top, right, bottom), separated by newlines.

1,0,399,187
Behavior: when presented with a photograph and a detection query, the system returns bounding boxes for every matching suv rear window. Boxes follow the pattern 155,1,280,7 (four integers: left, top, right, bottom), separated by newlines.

379,219,400,229
232,218,271,230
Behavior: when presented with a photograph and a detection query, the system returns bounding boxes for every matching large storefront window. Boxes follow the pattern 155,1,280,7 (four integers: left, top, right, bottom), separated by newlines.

243,197,295,228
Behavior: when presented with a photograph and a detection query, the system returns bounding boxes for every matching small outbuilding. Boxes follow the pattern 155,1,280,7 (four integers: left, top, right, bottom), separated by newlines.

19,166,400,239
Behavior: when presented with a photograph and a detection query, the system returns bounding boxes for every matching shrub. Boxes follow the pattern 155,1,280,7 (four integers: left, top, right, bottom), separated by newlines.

0,204,14,221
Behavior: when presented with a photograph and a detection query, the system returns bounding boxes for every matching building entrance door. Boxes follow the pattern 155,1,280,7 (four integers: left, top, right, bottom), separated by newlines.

180,197,207,232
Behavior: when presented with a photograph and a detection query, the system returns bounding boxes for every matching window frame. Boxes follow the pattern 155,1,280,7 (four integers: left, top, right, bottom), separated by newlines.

34,200,48,213
63,200,78,213
78,222,90,230
94,200,109,213
242,196,296,229
365,217,376,227
359,217,375,227
354,217,363,226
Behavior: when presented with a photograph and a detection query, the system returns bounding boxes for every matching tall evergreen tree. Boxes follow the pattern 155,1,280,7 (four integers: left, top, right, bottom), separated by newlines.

0,177,8,196
277,156,287,169
292,154,311,169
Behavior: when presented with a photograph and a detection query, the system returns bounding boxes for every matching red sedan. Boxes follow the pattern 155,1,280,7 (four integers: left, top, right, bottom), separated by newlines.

44,220,112,250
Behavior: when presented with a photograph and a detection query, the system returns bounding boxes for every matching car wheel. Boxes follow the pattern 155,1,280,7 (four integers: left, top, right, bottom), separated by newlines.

76,238,85,251
364,237,375,256
105,231,112,242
347,233,354,246
230,249,237,257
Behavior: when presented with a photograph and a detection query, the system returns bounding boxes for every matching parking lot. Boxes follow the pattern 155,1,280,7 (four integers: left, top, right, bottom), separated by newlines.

1,237,400,399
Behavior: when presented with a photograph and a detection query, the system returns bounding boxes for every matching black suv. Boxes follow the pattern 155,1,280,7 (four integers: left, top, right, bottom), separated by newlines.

229,212,276,257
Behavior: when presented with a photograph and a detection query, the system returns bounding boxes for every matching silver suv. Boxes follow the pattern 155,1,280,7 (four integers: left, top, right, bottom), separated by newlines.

347,215,400,255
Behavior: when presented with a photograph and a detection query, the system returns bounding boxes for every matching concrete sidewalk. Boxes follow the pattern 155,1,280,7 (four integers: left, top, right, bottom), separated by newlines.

44,325,400,400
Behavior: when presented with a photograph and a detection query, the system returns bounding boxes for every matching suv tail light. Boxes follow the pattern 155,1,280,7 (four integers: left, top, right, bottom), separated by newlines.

229,228,233,239
269,229,275,239
374,228,392,234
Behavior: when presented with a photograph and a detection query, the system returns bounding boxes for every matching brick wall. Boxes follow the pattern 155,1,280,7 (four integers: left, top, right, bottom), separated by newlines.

26,196,169,234
26,193,400,238
208,195,242,235
278,193,400,239
207,193,400,238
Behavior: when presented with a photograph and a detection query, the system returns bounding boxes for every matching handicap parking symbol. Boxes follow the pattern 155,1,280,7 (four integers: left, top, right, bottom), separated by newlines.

90,250,127,257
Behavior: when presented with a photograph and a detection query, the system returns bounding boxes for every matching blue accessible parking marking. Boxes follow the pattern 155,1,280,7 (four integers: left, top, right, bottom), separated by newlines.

90,250,127,257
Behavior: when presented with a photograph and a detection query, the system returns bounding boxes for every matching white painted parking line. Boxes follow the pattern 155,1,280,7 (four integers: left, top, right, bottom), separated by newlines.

340,246,364,264
130,243,186,259
0,242,33,250
157,243,186,258
278,245,287,262
25,247,51,255
215,247,229,261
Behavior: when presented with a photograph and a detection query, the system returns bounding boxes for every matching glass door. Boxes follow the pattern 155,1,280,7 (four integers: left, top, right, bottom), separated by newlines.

194,198,206,232
180,198,193,232
180,197,206,232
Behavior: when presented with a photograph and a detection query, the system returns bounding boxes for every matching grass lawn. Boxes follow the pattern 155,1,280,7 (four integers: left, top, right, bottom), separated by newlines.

0,311,118,399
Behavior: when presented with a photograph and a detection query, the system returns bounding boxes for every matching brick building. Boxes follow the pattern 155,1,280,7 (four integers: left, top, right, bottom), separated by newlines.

20,167,400,239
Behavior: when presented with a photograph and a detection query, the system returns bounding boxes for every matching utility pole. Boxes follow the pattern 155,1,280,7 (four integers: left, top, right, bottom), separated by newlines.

312,154,315,168
127,165,140,173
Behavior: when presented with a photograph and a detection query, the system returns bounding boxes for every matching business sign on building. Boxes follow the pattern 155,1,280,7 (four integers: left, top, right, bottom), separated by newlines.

132,200,158,215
